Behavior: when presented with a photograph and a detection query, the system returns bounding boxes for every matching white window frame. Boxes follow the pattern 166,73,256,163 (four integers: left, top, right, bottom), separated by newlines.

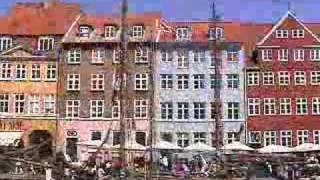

278,71,290,86
91,48,105,64
29,95,40,114
275,29,289,38
44,94,55,114
193,50,206,62
226,74,239,89
263,72,274,85
262,49,272,61
104,25,117,39
297,130,309,145
135,73,148,90
135,47,148,63
296,98,308,115
66,100,80,118
15,64,26,80
208,27,223,40
278,49,288,61
176,27,190,41
311,71,320,85
292,29,304,38
15,94,25,114
113,48,121,63
227,102,240,119
31,64,41,81
312,97,320,115
264,131,276,146
311,49,320,61
0,94,9,113
46,64,57,81
177,51,189,68
0,63,12,80
226,132,239,144
112,100,120,119
194,102,206,120
264,98,276,115
249,131,261,144
160,102,173,120
0,37,12,51
67,49,81,64
67,74,80,91
193,74,205,89
178,102,189,120
160,50,171,62
227,51,238,62
90,100,104,118
279,98,291,115
294,71,306,85
134,99,148,119
177,132,190,147
313,130,320,145
91,74,104,91
177,74,189,90
248,98,260,116
247,72,259,86
160,74,173,89
280,130,292,147
38,37,54,51
194,132,207,144
294,49,304,61
132,25,144,38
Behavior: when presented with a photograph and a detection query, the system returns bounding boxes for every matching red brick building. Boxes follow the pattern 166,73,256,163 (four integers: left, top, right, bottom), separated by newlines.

246,11,320,147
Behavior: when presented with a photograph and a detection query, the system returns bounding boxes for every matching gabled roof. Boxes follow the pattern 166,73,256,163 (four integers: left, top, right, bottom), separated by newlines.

257,11,320,45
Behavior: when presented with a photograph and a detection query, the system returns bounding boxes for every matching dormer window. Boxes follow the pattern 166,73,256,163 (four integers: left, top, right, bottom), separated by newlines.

208,27,224,40
38,37,54,51
105,25,117,38
292,29,304,38
132,25,144,38
79,25,91,38
276,29,289,38
176,27,191,41
0,37,12,51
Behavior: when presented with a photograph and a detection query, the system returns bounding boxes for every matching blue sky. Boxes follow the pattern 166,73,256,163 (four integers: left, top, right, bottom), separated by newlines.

2,0,320,22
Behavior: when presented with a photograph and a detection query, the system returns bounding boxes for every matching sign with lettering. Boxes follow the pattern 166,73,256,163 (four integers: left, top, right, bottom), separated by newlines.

0,121,22,131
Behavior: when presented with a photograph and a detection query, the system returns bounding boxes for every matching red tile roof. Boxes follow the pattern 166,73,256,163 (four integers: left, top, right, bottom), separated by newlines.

0,1,80,35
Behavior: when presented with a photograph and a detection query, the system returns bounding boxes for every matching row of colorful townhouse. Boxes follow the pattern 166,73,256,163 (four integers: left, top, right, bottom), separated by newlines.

0,0,320,161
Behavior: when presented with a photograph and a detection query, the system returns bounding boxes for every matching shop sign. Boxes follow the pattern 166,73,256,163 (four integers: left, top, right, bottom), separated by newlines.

0,120,22,131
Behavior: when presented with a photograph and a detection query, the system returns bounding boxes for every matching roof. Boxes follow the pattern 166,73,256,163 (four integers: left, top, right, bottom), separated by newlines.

0,1,81,35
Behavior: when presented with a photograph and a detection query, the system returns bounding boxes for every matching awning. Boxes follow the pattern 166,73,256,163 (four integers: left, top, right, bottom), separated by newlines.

0,131,23,146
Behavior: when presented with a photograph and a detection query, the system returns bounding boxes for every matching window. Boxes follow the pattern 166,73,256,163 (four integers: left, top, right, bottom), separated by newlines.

194,102,205,119
279,98,291,115
178,102,189,120
264,98,276,115
113,73,127,91
91,74,104,91
193,74,205,89
312,97,320,115
297,130,309,145
210,74,217,89
262,49,272,61
248,98,260,116
263,72,274,85
176,27,190,41
194,51,206,62
136,132,146,145
112,100,120,119
38,37,54,51
132,25,144,38
90,100,104,118
91,131,102,141
46,64,56,81
29,95,40,114
66,100,80,118
160,50,172,62
296,98,308,115
311,49,320,61
134,100,148,119
0,94,9,113
210,102,216,119
44,95,55,114
227,132,240,144
227,74,239,89
292,29,304,38
113,48,121,63
247,72,259,86
67,49,81,64
294,71,306,85
67,74,80,91
314,130,320,145
160,102,173,120
177,74,189,89
161,132,173,142
0,63,11,80
278,49,288,61
264,131,276,146
194,132,206,143
104,25,117,38
135,73,148,90
15,94,24,114
113,131,120,145
275,29,288,38
311,71,320,85
294,49,304,61
0,37,12,51
177,133,189,147
227,102,240,119
160,74,173,89
91,48,105,64
278,71,290,85
79,25,90,37
31,64,40,80
177,51,189,68
227,51,238,62
280,131,292,147
135,47,148,63
209,53,218,68
249,131,261,144
208,27,223,40
16,64,26,80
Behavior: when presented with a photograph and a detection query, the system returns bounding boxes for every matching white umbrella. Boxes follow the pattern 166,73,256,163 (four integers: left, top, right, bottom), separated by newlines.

112,141,146,151
76,140,111,149
151,140,182,150
258,145,293,153
185,142,216,151
294,143,319,152
221,141,254,151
